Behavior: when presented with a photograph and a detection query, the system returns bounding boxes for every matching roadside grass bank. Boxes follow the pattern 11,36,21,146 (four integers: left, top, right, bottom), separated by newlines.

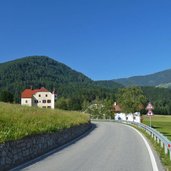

0,102,90,143
139,115,171,170
134,126,171,171
142,115,171,141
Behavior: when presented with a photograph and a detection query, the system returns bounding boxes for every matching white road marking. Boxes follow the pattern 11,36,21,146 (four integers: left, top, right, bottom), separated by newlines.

127,125,159,171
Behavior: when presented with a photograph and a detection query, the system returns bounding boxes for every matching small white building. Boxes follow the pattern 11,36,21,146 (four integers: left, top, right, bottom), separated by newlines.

115,113,126,121
21,87,57,109
115,112,141,123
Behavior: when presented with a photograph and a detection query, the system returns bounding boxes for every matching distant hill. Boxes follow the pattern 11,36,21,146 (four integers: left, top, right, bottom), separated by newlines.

1,56,171,114
0,56,92,84
113,69,171,87
0,56,122,102
156,83,171,89
94,80,124,89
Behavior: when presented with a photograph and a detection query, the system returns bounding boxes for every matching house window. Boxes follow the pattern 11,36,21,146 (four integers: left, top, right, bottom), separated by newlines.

45,94,48,97
39,94,41,97
34,100,38,103
47,100,51,103
42,106,46,108
42,100,46,103
25,100,28,103
47,106,51,108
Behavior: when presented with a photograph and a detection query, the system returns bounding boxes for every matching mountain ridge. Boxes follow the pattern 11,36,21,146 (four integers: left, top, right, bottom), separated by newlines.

0,56,122,102
1,56,171,89
113,68,171,87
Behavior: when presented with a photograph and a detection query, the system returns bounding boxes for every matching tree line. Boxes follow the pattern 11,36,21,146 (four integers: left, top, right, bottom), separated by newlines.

1,85,171,115
1,56,171,115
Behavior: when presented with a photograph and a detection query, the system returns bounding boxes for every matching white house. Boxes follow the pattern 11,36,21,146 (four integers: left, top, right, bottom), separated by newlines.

115,112,141,123
113,102,141,123
21,87,57,109
115,113,126,121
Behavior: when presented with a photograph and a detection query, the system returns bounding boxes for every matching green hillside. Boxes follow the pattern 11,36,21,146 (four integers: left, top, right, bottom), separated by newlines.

94,80,124,89
1,56,171,114
142,86,171,114
113,69,171,87
157,82,171,89
0,56,121,107
0,56,92,87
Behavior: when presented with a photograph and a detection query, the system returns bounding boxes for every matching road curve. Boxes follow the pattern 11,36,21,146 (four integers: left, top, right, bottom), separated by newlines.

15,122,163,171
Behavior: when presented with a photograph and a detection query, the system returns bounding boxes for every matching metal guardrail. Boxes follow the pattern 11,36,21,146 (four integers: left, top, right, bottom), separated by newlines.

92,119,171,160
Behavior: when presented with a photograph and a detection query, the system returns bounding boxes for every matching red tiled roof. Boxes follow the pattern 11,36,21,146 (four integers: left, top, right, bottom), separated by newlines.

114,105,122,112
113,102,122,112
21,87,49,98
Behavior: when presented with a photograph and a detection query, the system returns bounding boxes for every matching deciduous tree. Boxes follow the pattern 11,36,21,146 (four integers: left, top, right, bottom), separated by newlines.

116,87,146,113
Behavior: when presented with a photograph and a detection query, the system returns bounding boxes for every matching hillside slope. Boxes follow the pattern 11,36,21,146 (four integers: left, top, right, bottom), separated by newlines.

114,69,171,87
0,56,121,102
0,56,92,85
0,56,92,101
94,80,124,89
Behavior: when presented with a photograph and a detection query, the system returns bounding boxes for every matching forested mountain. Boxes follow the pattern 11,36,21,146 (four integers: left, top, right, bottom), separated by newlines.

0,56,92,85
113,69,171,87
1,56,171,114
94,80,124,89
142,87,171,114
0,56,121,105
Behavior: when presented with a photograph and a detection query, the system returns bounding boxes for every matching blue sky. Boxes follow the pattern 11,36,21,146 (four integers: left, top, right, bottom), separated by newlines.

0,0,171,80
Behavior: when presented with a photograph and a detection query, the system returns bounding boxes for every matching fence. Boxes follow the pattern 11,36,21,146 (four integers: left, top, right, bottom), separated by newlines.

92,119,171,160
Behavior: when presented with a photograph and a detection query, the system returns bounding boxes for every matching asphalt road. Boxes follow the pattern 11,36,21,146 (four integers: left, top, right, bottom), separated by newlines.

15,122,164,171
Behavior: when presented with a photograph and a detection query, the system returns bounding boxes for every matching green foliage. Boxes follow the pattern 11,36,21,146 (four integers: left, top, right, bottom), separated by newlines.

0,56,92,102
142,87,171,115
1,56,171,115
55,82,117,111
0,56,120,106
0,102,90,143
56,97,69,110
94,80,124,89
114,68,171,87
84,99,114,119
116,87,147,113
0,90,13,103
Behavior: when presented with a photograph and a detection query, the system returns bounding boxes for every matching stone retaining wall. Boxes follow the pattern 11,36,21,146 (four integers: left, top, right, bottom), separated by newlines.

0,123,92,171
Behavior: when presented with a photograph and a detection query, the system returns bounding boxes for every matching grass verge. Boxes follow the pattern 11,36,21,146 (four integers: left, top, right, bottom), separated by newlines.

0,102,90,143
142,115,171,141
134,126,171,171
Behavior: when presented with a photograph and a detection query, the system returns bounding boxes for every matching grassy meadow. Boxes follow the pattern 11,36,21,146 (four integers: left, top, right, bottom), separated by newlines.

0,102,90,143
141,115,171,170
142,115,171,141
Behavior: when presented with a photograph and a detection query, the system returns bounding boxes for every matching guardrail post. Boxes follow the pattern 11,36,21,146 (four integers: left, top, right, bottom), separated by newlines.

146,130,149,135
161,141,163,148
165,144,168,154
151,133,153,138
157,138,160,144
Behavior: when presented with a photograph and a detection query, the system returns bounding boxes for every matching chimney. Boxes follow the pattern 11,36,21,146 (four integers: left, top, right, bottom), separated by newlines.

52,88,55,94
